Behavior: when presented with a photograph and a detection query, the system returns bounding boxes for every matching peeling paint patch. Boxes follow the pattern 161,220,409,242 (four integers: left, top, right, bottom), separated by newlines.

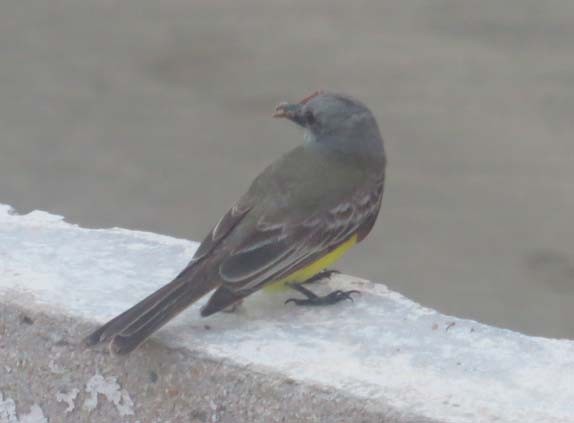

56,388,79,414
84,374,134,416
0,392,17,423
18,405,47,423
48,360,65,375
0,393,47,423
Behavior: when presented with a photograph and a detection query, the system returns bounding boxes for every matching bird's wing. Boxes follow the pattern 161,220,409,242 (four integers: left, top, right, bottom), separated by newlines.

190,200,252,262
218,177,384,294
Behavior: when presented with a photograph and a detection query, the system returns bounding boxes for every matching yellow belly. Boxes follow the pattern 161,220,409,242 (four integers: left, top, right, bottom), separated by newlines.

263,234,358,292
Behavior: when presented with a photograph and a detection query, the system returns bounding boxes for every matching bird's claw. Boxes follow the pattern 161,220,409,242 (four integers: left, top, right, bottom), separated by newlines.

285,289,360,306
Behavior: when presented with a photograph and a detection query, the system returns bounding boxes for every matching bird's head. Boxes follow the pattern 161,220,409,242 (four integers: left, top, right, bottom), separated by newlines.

273,91,384,157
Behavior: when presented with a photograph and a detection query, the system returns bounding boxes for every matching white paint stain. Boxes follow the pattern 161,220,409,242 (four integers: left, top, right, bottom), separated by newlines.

0,393,47,423
0,392,17,423
56,388,79,414
48,360,64,375
18,405,47,423
84,374,134,417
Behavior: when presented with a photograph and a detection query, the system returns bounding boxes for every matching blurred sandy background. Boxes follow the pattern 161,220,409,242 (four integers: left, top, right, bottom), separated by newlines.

1,0,573,337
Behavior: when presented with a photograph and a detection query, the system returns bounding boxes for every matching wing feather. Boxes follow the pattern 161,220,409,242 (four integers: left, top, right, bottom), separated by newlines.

219,178,384,294
192,201,251,262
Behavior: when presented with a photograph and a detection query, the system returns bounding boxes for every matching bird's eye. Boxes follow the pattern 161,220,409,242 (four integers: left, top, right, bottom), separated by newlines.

304,110,316,125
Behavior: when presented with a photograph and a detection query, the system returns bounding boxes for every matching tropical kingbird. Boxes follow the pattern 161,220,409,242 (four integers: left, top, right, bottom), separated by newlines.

85,91,386,355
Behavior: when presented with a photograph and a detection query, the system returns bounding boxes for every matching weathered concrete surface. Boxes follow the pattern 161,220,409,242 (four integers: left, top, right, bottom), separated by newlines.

0,204,573,422
1,302,418,423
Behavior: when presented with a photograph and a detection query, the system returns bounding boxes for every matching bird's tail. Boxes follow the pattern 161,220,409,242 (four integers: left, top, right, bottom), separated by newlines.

84,265,217,355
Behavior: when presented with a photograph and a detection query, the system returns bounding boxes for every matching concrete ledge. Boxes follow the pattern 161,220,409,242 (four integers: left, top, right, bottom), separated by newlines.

0,302,408,423
0,204,572,422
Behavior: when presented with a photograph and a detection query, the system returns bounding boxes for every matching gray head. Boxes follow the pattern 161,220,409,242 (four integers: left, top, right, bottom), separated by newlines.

273,91,384,157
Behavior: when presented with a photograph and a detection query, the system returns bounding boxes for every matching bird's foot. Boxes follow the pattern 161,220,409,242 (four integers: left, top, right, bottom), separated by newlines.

301,269,341,285
285,282,359,306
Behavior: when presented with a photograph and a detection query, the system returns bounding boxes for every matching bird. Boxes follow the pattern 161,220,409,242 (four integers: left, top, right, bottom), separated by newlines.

84,91,386,355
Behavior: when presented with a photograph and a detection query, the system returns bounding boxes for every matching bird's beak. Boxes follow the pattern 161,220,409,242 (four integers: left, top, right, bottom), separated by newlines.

272,102,302,119
272,90,323,119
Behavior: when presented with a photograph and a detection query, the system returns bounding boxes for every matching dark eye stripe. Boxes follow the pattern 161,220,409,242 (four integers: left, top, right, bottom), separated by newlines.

305,111,316,125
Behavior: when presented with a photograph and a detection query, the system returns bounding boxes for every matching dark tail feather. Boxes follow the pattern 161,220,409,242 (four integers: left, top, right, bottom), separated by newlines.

84,265,217,354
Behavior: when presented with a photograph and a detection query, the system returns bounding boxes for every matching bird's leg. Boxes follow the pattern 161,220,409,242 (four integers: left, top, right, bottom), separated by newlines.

300,269,341,285
285,270,359,306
